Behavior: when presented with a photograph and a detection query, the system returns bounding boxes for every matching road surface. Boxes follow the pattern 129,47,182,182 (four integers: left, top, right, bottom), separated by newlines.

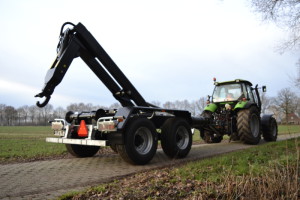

1,133,299,200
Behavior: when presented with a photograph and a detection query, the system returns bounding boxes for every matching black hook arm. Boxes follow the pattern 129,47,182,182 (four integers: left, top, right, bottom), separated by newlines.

35,94,51,108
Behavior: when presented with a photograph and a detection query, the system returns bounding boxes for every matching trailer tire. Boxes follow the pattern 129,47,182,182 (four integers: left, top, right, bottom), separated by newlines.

117,118,158,165
161,118,192,158
262,117,278,142
66,144,100,157
237,106,261,145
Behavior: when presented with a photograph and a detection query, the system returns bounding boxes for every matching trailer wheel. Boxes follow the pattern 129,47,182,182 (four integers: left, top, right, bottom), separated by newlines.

262,117,278,142
66,144,100,157
237,106,261,145
117,118,158,165
161,118,192,158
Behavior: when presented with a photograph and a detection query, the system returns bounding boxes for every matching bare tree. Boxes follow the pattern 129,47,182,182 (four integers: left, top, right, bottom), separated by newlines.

163,101,176,109
294,59,300,89
0,104,6,126
195,97,207,115
149,101,161,107
28,105,37,125
250,0,300,51
275,88,298,123
4,106,17,125
260,92,271,114
108,102,122,110
38,104,54,125
67,103,94,112
268,102,283,121
53,106,66,119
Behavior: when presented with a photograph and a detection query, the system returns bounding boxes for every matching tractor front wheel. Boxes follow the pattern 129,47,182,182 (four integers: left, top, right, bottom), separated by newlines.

237,106,261,145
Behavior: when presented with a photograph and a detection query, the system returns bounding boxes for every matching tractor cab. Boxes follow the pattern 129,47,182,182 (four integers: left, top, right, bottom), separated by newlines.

205,79,265,112
212,82,244,103
212,79,258,102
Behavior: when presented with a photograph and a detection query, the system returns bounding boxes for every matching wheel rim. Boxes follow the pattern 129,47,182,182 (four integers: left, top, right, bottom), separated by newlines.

176,126,189,150
250,115,260,137
134,127,153,155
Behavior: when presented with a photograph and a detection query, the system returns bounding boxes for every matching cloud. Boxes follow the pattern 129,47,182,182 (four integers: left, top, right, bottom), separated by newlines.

0,79,79,107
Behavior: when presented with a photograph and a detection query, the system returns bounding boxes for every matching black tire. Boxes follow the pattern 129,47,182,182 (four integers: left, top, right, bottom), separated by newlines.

262,117,278,142
237,106,261,145
66,144,100,157
116,118,158,165
161,118,192,158
200,130,223,143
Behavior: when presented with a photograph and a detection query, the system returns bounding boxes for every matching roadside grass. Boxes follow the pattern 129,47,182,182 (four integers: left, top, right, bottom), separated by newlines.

61,138,300,200
278,124,300,134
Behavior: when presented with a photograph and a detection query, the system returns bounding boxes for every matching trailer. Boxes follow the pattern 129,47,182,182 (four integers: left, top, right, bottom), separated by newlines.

35,22,206,165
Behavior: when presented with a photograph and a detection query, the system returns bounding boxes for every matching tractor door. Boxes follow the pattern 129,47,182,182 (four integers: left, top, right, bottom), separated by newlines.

245,84,256,103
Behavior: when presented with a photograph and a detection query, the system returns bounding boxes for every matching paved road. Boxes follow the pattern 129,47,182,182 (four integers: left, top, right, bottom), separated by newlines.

1,133,299,200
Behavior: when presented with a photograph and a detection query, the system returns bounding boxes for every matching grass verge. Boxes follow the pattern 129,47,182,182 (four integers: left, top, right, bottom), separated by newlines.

60,138,300,200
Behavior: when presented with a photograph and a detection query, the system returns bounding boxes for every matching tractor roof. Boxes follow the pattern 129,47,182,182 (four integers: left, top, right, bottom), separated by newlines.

214,79,253,86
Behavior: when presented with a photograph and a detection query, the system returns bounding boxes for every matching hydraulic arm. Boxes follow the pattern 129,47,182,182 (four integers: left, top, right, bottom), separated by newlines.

35,22,150,108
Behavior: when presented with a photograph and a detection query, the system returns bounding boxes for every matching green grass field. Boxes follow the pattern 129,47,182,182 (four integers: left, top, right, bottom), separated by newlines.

0,126,67,162
0,125,299,163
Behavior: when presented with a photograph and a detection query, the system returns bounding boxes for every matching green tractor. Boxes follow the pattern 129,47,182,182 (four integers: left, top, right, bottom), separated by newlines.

199,78,277,145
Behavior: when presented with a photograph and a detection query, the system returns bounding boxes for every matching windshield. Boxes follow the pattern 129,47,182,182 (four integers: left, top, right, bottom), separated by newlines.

212,83,243,102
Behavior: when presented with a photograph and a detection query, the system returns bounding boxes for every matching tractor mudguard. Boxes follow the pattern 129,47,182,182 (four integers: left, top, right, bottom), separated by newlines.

261,114,274,128
234,101,247,110
204,103,218,113
233,101,256,110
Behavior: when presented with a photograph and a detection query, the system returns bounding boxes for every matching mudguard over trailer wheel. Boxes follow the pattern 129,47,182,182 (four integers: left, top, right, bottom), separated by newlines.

237,106,261,145
66,144,100,157
117,118,158,165
161,118,192,158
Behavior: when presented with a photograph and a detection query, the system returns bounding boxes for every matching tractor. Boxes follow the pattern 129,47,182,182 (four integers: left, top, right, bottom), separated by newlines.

199,78,277,145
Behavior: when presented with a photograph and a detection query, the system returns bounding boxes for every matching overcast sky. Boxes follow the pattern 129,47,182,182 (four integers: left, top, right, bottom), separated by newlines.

0,0,299,108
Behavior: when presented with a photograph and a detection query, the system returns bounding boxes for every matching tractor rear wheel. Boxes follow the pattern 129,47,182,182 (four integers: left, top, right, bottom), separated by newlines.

161,118,192,158
237,106,261,145
66,144,100,157
117,118,158,165
262,117,278,142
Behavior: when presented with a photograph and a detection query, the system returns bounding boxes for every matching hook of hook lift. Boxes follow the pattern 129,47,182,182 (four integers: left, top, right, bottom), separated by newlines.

35,94,51,108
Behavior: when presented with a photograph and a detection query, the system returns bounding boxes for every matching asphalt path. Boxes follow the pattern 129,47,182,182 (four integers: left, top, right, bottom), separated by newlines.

1,133,299,200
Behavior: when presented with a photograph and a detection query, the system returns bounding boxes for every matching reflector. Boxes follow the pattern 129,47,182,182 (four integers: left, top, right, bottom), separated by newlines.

78,120,88,137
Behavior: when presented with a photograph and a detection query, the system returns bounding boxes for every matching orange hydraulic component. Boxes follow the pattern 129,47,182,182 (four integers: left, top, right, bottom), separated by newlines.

78,120,88,137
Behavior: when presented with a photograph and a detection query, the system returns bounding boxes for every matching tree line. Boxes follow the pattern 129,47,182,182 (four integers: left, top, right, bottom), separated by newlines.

0,98,208,126
1,87,299,126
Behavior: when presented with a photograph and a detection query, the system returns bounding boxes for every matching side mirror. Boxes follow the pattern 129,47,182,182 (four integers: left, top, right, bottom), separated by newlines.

206,95,211,104
262,86,267,92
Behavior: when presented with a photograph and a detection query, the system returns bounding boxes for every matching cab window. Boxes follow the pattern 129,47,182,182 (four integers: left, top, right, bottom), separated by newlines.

246,85,255,102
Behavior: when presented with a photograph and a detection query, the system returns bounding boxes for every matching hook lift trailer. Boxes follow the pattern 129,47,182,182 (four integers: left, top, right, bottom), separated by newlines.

35,22,276,165
35,22,206,165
